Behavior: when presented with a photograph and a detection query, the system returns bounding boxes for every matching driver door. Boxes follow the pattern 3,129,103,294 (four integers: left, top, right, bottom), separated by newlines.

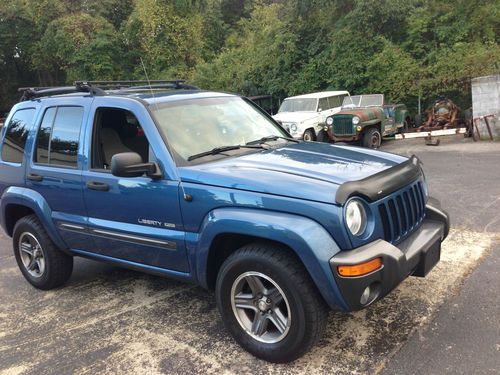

81,99,189,272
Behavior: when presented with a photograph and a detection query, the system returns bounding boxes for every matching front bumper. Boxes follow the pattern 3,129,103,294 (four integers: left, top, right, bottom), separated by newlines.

329,197,450,311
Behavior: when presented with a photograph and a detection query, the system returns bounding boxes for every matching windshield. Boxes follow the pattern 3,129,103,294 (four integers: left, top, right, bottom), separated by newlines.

151,96,289,163
278,98,318,112
342,94,384,108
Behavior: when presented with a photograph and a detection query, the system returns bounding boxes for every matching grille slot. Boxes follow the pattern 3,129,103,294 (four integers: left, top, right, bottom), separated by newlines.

378,182,426,243
333,115,355,135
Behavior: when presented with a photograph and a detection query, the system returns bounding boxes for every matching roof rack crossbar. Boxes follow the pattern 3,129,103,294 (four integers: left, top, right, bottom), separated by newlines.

18,79,198,101
18,83,105,101
74,80,187,88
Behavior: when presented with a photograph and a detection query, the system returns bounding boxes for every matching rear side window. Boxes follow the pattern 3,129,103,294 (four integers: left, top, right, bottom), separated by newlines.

318,98,330,111
35,106,84,168
1,108,36,163
328,95,346,109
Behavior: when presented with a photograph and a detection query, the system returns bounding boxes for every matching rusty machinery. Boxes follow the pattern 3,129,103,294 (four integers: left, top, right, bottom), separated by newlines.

417,97,460,132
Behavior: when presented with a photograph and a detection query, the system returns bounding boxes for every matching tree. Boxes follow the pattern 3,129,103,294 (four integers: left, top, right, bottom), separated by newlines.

34,13,125,83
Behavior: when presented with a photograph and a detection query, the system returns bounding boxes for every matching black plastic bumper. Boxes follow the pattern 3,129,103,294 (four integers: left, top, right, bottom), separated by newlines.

330,197,450,311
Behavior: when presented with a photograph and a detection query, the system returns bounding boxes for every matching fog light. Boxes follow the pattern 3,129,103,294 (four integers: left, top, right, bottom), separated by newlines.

356,125,362,131
360,286,371,305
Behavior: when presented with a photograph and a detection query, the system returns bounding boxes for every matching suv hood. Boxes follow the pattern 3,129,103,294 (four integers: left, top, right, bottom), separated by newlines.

272,112,318,124
179,142,407,204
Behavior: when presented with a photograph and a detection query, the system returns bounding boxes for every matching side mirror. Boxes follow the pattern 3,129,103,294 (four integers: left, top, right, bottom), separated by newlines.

111,152,162,179
318,108,323,112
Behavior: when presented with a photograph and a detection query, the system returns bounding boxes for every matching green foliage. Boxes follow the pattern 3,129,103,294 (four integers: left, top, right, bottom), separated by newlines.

0,0,499,114
193,3,299,96
35,13,124,82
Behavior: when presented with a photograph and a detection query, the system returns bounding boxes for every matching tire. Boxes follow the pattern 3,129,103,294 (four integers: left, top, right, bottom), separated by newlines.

216,243,328,363
316,129,329,143
13,215,73,290
302,129,316,142
362,128,382,149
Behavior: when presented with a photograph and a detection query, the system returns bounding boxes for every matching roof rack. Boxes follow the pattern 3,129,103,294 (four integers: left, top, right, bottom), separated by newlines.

73,80,199,90
18,80,199,101
18,82,105,101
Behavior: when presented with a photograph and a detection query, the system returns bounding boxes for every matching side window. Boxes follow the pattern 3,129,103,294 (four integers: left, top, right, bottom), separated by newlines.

318,98,330,111
1,108,36,163
328,95,344,109
35,106,84,168
91,108,150,170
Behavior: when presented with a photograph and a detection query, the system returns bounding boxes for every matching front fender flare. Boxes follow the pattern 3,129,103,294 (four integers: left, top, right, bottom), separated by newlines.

192,208,349,311
0,187,68,251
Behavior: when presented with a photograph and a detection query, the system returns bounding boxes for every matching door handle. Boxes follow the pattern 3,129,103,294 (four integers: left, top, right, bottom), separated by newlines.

27,173,43,182
86,181,109,192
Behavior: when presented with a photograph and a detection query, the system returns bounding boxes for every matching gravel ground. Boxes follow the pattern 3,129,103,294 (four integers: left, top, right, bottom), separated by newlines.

0,135,498,375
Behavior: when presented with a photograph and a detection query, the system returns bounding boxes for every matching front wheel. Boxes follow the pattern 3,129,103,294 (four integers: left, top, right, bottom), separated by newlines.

362,128,382,149
316,129,329,143
302,129,316,142
216,244,328,363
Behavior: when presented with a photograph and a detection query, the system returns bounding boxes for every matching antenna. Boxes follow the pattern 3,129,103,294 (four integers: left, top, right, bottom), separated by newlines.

139,58,193,202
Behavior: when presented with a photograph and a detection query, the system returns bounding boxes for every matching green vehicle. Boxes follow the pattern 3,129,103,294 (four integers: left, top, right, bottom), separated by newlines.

318,94,400,149
383,103,410,134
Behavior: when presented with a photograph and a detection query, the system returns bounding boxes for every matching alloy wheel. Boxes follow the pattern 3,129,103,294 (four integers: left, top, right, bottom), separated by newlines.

230,271,291,343
18,232,45,278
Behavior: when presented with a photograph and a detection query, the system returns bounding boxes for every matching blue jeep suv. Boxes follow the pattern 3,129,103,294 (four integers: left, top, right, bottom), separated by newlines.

0,81,449,362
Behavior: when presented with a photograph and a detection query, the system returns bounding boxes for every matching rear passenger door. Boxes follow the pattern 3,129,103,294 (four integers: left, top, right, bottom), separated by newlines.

27,98,93,251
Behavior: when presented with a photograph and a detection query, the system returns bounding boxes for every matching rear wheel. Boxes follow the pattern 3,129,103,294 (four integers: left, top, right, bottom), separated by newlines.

362,128,382,149
302,129,316,142
13,215,73,290
216,243,328,363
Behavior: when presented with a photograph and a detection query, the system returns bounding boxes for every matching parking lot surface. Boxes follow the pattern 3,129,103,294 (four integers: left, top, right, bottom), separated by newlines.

1,136,499,375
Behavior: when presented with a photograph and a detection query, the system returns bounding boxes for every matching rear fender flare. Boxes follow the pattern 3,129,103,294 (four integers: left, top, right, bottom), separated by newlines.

0,186,67,251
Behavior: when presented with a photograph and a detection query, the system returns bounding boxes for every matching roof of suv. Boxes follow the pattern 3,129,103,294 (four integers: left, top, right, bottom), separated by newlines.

284,91,349,100
16,81,237,106
17,89,237,107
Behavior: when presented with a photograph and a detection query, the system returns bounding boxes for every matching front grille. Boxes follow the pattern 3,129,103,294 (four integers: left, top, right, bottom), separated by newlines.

333,115,355,135
378,181,426,243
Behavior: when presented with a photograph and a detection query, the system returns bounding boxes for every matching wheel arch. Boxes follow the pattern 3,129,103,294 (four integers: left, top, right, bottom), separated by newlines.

193,208,349,311
1,187,67,251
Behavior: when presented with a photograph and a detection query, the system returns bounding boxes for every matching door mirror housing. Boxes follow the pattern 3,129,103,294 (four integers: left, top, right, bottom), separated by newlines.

111,152,162,179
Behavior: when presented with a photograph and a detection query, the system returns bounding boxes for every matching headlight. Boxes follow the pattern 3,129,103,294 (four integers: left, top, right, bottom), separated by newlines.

290,123,298,131
345,199,367,236
352,116,360,125
326,117,334,126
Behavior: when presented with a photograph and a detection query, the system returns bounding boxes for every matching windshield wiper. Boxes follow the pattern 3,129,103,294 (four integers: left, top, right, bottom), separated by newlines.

187,144,264,161
246,135,299,145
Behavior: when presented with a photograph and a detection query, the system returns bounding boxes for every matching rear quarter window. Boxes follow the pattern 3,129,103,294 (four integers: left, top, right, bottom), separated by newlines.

1,108,36,164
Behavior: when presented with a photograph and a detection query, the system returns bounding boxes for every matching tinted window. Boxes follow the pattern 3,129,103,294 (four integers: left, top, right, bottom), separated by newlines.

1,108,35,163
35,106,83,168
35,107,56,164
328,95,346,109
50,107,83,167
318,98,330,111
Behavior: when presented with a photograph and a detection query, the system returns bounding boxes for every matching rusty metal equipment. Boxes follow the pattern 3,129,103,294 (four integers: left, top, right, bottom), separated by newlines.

472,114,496,141
417,97,460,132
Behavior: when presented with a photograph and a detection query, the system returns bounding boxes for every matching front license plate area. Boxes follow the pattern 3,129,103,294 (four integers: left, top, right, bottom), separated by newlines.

413,240,441,277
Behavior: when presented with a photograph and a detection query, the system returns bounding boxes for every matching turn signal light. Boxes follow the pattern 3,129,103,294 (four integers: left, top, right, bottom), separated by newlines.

337,258,382,277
